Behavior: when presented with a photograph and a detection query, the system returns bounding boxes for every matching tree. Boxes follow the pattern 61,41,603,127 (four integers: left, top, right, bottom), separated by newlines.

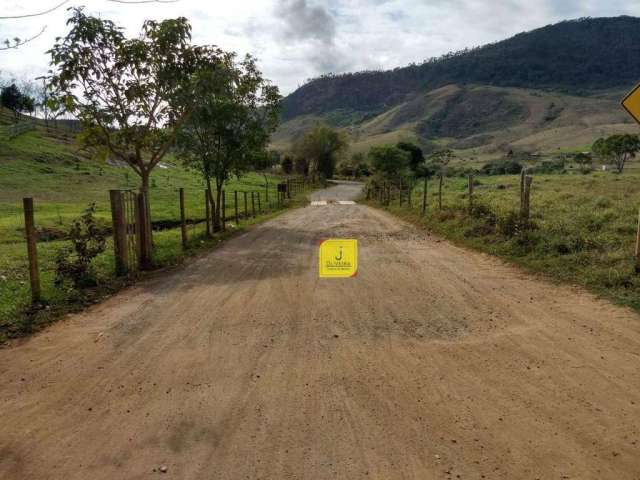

281,156,294,174
48,8,215,194
397,141,424,173
0,83,35,120
427,149,455,176
176,54,281,231
294,156,309,176
293,124,347,179
368,145,411,178
593,134,640,173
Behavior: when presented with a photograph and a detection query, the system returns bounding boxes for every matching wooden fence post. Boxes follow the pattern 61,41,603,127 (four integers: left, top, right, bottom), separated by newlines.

521,175,533,220
136,192,153,270
23,198,41,303
251,192,256,217
205,189,211,237
520,168,527,211
408,180,412,208
468,174,474,213
287,179,292,199
257,192,262,214
422,177,428,216
110,190,129,275
244,191,248,219
438,174,443,211
635,207,640,273
234,191,239,224
179,188,188,250
399,177,403,206
221,190,226,232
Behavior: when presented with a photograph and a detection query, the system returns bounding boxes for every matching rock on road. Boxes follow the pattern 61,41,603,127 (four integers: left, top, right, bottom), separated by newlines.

1,182,640,479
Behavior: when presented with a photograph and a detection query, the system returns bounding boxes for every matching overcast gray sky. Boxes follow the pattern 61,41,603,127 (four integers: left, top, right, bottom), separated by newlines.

2,0,640,94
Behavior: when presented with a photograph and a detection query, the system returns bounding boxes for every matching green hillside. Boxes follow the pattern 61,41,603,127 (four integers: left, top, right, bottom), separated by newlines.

275,17,640,159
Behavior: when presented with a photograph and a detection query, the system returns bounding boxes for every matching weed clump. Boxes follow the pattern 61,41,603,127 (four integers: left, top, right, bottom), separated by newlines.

54,203,107,289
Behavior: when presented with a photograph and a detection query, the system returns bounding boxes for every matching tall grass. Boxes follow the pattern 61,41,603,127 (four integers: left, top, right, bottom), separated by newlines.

373,171,640,310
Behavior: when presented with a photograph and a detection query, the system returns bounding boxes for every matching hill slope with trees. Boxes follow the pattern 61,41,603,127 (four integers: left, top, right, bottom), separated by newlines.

276,17,640,159
283,17,640,120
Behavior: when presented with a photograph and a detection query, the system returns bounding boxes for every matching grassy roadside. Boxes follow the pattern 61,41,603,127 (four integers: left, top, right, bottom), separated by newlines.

366,172,640,311
0,183,314,344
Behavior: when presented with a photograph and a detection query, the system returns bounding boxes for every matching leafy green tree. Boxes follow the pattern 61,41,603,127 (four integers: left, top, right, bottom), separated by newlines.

0,83,35,120
293,124,347,179
593,134,640,173
48,8,215,194
426,149,455,176
397,141,424,173
294,156,309,176
176,54,281,230
368,145,411,178
281,156,294,174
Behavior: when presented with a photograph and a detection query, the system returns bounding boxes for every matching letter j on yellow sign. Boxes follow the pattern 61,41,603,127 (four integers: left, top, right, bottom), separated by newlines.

319,239,358,278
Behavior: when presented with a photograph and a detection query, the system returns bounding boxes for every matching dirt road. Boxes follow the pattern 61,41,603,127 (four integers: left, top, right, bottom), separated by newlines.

2,182,640,479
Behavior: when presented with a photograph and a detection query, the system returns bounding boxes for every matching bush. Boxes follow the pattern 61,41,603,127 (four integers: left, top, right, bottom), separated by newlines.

55,204,107,289
531,159,565,174
481,159,523,175
497,211,535,237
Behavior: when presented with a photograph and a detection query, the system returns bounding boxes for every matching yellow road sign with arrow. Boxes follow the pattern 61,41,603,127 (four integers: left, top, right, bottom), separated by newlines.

622,84,640,124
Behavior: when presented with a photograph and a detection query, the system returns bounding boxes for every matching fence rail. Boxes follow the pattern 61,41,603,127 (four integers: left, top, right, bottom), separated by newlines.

0,122,35,140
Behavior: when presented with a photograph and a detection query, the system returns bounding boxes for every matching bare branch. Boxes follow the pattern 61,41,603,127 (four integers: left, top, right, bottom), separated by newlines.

0,26,47,50
0,1,70,19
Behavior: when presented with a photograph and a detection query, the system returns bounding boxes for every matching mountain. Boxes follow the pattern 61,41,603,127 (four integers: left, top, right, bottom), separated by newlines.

274,17,640,161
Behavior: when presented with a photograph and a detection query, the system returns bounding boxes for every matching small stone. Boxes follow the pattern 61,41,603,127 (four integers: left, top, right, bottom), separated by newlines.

160,465,168,473
0,275,7,281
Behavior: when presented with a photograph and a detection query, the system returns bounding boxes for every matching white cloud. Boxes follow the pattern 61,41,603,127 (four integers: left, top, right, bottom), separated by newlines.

1,0,640,94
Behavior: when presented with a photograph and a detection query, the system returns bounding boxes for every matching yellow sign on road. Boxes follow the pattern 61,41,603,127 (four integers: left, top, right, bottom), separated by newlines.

622,84,640,124
319,239,358,278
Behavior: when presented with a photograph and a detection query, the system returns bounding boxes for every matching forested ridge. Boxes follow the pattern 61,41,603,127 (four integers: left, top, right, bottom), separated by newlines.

282,16,640,120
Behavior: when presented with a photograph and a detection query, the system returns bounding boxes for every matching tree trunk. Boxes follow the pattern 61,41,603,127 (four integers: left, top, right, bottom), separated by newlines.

206,178,218,233
138,169,153,261
214,181,223,232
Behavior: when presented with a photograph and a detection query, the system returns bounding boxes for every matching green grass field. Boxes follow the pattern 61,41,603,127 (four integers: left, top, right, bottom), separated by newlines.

373,171,640,311
0,122,299,341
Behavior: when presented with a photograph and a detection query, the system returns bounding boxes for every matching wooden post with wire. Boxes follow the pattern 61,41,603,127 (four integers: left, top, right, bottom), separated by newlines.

234,191,239,224
635,207,640,273
521,175,533,220
179,188,187,249
422,177,428,216
23,197,41,303
251,192,256,217
109,190,128,275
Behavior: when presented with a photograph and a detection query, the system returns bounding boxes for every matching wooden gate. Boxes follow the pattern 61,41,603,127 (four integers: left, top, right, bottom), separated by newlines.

109,189,140,275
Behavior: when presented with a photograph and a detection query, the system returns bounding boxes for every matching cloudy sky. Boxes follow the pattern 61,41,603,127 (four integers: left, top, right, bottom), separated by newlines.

2,0,640,94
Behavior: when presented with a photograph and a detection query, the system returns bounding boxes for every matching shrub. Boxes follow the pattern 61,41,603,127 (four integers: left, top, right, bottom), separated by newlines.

497,211,535,237
481,159,523,175
55,204,107,289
